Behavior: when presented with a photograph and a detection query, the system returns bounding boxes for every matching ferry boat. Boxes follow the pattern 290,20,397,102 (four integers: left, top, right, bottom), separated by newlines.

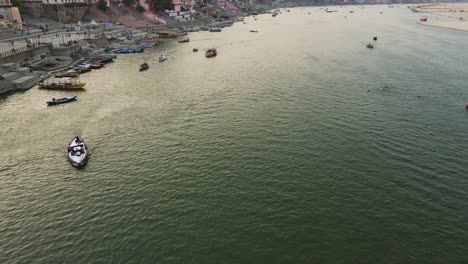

68,137,89,167
39,79,86,90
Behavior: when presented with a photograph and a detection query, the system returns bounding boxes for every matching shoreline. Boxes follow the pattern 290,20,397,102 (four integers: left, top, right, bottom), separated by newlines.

413,3,468,32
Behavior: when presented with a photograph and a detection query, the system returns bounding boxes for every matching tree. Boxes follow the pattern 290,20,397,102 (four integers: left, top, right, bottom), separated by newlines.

123,0,134,7
11,0,24,12
136,3,145,12
149,0,174,11
98,0,107,11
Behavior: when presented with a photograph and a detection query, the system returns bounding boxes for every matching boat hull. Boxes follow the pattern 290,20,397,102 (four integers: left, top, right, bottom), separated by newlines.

68,139,89,167
39,83,86,90
47,96,77,106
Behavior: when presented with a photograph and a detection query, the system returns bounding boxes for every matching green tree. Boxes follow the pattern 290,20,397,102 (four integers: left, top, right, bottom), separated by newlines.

136,3,145,12
149,0,174,11
123,0,134,7
97,0,107,11
11,0,24,12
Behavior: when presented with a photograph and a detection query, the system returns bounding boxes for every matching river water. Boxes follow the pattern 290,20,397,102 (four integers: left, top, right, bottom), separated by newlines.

1,5,468,263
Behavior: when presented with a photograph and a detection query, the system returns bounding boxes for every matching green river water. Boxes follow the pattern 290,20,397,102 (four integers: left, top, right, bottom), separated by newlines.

1,5,468,263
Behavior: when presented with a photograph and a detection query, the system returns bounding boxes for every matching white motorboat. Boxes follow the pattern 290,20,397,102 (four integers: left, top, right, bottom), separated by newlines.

68,137,89,167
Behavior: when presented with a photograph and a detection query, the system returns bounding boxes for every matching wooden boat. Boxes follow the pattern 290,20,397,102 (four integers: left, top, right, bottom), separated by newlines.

68,137,89,167
420,17,428,22
193,48,198,52
39,79,86,90
205,48,217,58
74,64,91,73
178,38,190,43
209,28,222,32
114,47,144,54
139,62,149,71
90,63,103,69
47,96,77,106
55,70,80,78
250,30,258,33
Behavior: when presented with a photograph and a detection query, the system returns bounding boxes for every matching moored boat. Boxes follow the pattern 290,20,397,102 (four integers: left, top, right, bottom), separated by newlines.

90,63,103,69
420,17,428,22
39,79,86,90
47,96,77,106
209,28,222,32
205,48,217,58
68,137,89,167
250,30,258,33
178,38,190,43
55,70,80,78
114,47,144,54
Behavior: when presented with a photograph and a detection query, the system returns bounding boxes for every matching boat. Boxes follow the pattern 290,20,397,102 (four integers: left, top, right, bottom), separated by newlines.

68,137,89,167
209,28,222,32
113,47,144,54
250,30,258,33
90,63,103,69
420,17,428,22
139,62,149,71
39,79,86,90
47,96,77,106
193,48,199,52
205,48,217,58
86,53,116,63
178,38,190,43
366,44,374,49
74,64,91,73
158,55,167,63
55,70,80,78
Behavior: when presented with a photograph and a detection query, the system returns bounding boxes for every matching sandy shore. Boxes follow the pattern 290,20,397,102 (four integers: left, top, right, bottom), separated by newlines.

414,3,468,32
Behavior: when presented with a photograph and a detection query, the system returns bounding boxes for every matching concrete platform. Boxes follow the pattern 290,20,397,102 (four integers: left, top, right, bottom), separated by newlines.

12,74,41,90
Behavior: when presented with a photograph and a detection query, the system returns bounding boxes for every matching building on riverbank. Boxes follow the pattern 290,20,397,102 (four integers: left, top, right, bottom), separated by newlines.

23,0,89,23
0,0,23,29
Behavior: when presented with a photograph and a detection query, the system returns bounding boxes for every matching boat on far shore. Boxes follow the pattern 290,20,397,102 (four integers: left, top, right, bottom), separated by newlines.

179,38,190,43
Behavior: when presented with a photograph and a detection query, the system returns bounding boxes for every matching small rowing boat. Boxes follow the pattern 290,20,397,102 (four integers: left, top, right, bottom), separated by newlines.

47,96,77,106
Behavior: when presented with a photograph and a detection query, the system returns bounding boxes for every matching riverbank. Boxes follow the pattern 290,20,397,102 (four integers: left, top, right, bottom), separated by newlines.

0,13,242,97
413,3,468,32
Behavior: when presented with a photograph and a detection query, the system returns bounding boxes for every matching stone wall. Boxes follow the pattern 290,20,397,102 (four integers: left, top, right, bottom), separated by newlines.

25,4,90,24
42,4,90,24
0,44,52,65
50,44,81,57
23,1,43,18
